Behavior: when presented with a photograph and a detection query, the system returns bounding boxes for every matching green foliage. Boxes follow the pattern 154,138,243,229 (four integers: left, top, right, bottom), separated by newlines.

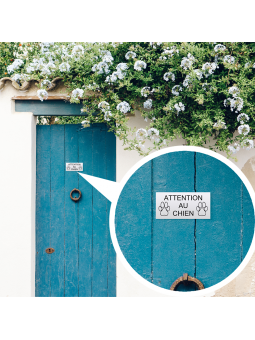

0,42,19,78
2,42,255,157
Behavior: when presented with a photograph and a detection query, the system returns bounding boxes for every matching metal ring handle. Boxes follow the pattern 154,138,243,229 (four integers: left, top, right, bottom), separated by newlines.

70,188,82,202
170,273,204,291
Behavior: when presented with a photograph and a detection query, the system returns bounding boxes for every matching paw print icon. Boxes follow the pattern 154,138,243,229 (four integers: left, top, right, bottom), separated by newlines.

158,201,170,216
196,202,208,216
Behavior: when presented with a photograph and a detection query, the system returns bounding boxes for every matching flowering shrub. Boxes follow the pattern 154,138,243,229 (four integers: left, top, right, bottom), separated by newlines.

2,42,255,158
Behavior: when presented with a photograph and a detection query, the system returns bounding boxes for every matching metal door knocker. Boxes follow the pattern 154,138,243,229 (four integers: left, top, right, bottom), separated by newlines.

170,273,204,291
70,188,82,202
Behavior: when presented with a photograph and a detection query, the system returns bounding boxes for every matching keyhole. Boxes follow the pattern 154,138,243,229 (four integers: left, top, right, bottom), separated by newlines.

45,248,55,254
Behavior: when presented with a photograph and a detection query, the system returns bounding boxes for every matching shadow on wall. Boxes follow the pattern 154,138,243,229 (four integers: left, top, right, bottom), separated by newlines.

242,157,255,191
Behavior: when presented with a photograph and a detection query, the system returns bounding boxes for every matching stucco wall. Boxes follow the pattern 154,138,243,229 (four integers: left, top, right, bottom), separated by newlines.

0,80,255,297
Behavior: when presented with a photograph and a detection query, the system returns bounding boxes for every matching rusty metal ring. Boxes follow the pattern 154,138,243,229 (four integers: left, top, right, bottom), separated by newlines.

170,273,204,291
70,188,82,202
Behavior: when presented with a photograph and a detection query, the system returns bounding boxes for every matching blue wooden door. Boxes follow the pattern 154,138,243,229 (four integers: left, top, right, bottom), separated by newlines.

116,151,254,291
36,124,116,297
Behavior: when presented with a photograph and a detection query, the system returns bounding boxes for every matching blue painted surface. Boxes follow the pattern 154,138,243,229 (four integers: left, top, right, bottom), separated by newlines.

196,153,243,288
36,126,51,297
116,162,153,282
152,152,196,290
50,125,65,297
116,151,254,291
36,124,116,297
16,100,84,116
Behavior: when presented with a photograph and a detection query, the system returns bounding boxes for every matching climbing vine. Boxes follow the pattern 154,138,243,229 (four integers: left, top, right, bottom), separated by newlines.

2,42,255,158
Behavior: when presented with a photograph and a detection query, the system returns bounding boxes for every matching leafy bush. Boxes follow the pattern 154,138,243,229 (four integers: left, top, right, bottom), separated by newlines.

3,42,255,158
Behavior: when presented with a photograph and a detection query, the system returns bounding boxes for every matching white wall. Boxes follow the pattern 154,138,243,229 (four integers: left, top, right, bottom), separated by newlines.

0,85,36,296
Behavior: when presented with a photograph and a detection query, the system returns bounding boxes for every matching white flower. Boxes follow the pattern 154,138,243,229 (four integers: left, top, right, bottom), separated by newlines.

117,101,131,114
98,101,110,110
238,124,250,135
116,63,128,71
150,42,162,49
224,97,243,112
125,51,136,60
71,89,84,99
245,62,251,68
101,51,114,64
92,64,98,72
134,60,147,71
104,110,112,121
241,139,254,150
59,62,70,72
229,86,239,97
183,75,191,87
40,42,54,53
41,117,48,125
202,62,218,77
81,119,90,127
93,61,110,74
253,63,255,68
85,82,99,91
228,143,240,154
144,99,152,109
213,120,227,130
224,55,235,64
41,67,51,75
214,44,226,52
138,141,145,150
237,113,249,124
181,53,195,70
172,85,182,96
136,128,148,139
105,73,117,84
37,89,48,101
141,87,151,97
194,69,203,80
12,74,21,82
26,66,35,73
47,61,56,69
174,102,185,115
7,59,24,73
163,72,175,81
71,45,84,58
148,128,159,138
160,46,179,59
41,79,52,89
105,70,125,84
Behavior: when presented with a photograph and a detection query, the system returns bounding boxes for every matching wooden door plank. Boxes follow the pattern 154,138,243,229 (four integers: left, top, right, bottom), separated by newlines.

50,125,65,297
36,126,51,297
78,127,93,297
116,161,153,283
242,184,255,259
105,128,116,297
153,152,196,290
196,153,242,288
92,126,108,297
64,125,79,297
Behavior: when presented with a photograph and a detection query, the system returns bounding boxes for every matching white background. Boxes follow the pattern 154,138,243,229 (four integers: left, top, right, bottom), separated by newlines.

1,4,254,339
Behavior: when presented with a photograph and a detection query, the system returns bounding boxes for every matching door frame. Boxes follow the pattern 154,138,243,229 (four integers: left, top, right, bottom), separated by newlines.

15,98,114,297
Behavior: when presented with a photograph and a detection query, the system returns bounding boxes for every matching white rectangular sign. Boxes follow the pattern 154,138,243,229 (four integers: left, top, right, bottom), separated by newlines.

156,192,211,219
66,163,83,171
